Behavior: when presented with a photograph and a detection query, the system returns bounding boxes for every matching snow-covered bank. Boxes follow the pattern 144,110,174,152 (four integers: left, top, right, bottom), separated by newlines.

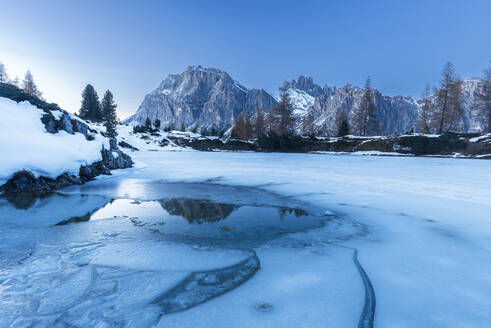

0,90,133,195
0,97,108,185
121,123,491,159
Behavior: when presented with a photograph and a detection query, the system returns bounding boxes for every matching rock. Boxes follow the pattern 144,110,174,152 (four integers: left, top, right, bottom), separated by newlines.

72,119,89,136
124,65,278,133
118,140,139,151
41,113,58,133
0,82,134,200
59,114,74,134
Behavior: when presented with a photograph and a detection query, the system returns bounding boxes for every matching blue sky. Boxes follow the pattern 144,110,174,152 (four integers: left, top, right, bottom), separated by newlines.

1,0,490,118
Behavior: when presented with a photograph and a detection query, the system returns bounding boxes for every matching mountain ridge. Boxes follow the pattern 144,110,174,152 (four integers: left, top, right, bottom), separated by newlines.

126,66,488,135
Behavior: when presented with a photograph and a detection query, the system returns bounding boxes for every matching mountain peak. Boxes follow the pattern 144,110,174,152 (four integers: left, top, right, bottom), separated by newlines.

126,67,277,132
286,75,323,97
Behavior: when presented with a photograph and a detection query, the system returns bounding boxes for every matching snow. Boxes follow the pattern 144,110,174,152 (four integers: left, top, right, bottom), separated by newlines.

233,80,249,93
311,150,413,157
1,148,491,327
288,88,315,116
51,109,64,120
0,97,109,185
115,124,191,151
470,133,491,142
127,151,491,327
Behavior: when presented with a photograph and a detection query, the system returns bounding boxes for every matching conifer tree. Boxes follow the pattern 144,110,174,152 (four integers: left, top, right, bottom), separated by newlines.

272,82,295,136
79,84,102,121
243,111,254,139
22,70,43,99
434,62,464,133
265,109,278,134
11,76,20,87
353,77,379,136
145,117,152,131
418,84,434,134
478,63,491,133
101,90,118,138
254,108,265,138
0,62,9,83
336,112,350,137
154,119,161,129
232,113,245,139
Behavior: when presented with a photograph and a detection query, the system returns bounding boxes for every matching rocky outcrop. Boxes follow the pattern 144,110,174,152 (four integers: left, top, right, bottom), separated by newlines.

458,78,489,133
167,135,256,151
0,83,133,196
1,139,133,196
125,66,277,133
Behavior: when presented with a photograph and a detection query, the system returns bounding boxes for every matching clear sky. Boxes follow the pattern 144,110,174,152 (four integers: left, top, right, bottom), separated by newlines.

1,0,490,118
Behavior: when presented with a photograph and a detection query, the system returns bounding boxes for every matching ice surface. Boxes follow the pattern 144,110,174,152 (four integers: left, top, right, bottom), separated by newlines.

1,149,491,327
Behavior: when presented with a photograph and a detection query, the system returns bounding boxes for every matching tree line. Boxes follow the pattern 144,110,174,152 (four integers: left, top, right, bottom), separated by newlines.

231,76,379,144
0,62,43,99
78,84,119,138
418,62,491,134
231,61,491,143
0,61,119,139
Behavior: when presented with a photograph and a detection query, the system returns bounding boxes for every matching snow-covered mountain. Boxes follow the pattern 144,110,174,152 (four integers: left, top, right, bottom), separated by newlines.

287,76,489,135
125,66,278,132
127,66,488,136
284,76,417,135
459,78,488,133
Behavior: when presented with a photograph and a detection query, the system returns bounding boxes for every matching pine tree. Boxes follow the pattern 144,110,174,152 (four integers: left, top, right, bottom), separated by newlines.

154,119,161,129
232,113,245,139
11,76,20,87
22,70,43,99
144,117,152,131
272,82,295,136
101,90,118,138
434,62,464,133
265,108,279,134
336,112,350,137
418,84,434,134
478,63,491,133
243,111,253,140
79,84,102,121
254,108,265,138
353,77,379,136
0,62,9,83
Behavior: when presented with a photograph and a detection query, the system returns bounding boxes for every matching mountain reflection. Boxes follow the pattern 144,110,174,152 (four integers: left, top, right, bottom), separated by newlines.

159,198,238,224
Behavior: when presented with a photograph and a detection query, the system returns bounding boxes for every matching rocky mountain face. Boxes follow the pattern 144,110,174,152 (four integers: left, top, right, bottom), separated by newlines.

290,76,489,136
310,85,417,136
128,66,488,136
126,66,277,132
459,78,488,133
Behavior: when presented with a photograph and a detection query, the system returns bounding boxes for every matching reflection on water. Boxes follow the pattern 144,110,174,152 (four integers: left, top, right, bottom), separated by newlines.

160,198,237,224
0,181,358,327
3,192,50,210
88,197,326,247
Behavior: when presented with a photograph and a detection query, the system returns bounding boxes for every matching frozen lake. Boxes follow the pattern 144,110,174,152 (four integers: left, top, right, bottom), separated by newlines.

1,151,491,327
